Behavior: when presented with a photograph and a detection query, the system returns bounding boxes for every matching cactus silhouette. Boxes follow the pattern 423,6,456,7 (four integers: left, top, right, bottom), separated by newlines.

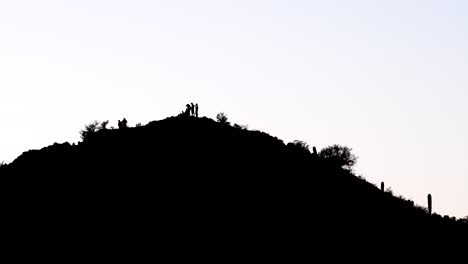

381,182,384,192
428,194,432,215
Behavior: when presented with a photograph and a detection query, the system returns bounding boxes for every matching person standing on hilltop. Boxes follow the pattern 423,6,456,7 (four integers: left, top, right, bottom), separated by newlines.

190,102,195,116
195,103,199,118
118,118,128,129
185,104,192,116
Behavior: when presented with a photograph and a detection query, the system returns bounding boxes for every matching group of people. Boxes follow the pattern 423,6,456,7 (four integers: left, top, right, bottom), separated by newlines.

184,103,199,118
118,118,128,129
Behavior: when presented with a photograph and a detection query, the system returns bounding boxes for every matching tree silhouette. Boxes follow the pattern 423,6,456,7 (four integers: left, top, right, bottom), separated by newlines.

216,112,230,125
80,120,109,140
319,144,357,170
80,121,100,140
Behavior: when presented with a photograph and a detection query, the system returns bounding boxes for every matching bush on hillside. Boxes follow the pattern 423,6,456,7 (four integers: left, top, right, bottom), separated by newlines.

319,144,357,171
100,120,109,130
216,112,230,125
80,120,109,141
233,123,249,130
288,140,310,152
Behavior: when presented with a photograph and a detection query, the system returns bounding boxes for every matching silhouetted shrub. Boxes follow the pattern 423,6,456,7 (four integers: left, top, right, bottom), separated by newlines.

414,204,426,212
356,174,366,180
136,123,142,127
216,112,230,125
0,161,6,168
319,144,357,170
287,140,310,153
100,120,109,130
80,120,109,140
286,140,311,156
462,216,468,224
385,187,393,195
293,140,309,151
233,123,249,130
80,121,100,140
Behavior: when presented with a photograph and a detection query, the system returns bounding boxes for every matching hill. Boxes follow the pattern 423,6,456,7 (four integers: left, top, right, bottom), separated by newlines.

1,114,466,256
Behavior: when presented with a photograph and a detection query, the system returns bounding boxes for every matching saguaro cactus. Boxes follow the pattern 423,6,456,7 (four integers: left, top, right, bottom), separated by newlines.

428,194,432,215
381,182,384,192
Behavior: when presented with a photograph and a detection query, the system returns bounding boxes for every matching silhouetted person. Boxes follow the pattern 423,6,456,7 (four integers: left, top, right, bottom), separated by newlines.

191,103,195,116
185,104,192,117
195,104,199,118
118,118,128,129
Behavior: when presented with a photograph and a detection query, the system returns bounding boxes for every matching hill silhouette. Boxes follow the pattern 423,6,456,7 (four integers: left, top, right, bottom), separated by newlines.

1,114,466,256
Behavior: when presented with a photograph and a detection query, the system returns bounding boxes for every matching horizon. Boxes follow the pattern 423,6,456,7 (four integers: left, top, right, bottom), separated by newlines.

1,0,467,218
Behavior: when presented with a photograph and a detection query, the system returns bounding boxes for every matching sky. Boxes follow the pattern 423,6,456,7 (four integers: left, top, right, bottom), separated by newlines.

0,0,467,218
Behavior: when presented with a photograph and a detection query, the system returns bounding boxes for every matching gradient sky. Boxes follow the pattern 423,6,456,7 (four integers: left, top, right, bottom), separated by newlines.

1,0,467,218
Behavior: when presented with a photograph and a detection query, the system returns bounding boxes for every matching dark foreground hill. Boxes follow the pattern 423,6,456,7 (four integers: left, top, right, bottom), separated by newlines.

1,115,466,257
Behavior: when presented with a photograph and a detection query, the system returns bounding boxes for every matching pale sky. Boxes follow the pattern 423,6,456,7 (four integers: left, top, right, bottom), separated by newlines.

0,0,467,218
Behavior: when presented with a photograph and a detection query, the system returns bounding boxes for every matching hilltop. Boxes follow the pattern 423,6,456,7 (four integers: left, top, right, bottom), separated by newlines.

0,114,466,254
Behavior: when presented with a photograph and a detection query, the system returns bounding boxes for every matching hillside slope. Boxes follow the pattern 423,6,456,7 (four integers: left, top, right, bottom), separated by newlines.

1,115,466,254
